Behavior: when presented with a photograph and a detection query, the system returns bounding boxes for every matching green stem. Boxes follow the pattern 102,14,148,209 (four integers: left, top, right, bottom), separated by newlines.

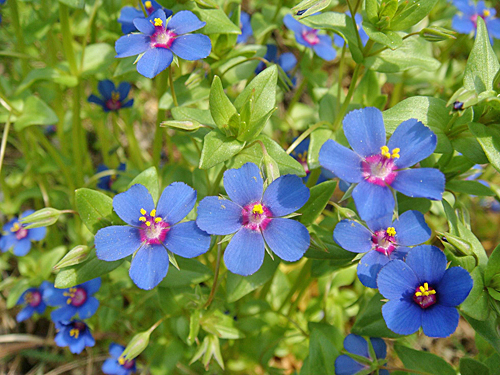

333,64,362,128
205,240,222,309
286,77,308,117
337,44,347,108
72,84,84,186
168,66,178,107
79,0,100,72
346,0,363,49
95,117,111,165
286,121,329,155
0,114,12,178
210,166,226,196
153,72,168,165
9,0,28,75
59,3,79,76
0,91,21,116
277,259,312,313
118,113,144,169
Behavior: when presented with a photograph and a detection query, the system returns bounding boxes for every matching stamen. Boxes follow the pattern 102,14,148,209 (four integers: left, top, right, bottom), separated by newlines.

386,227,396,237
144,0,152,9
111,91,120,101
391,148,400,159
10,223,21,232
118,356,126,365
252,204,264,215
140,208,146,215
150,209,156,217
153,18,163,27
145,221,151,227
70,328,80,339
154,217,162,223
484,9,491,17
139,217,147,222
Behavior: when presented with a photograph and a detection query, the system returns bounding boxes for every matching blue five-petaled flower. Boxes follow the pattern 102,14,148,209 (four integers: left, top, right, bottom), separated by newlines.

94,183,211,290
0,210,47,256
319,107,445,222
118,0,172,34
334,210,431,288
102,343,137,375
54,320,95,354
255,44,297,86
335,334,388,375
451,0,500,42
88,80,134,112
115,10,212,79
196,163,311,276
16,281,51,322
237,11,253,44
377,245,473,337
97,163,126,191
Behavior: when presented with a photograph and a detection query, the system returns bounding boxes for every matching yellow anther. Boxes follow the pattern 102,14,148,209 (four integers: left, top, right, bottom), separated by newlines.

380,146,389,155
111,91,120,101
66,298,72,304
252,204,264,215
484,9,491,17
10,222,20,232
70,328,80,339
153,18,163,27
144,0,152,9
139,216,147,222
419,285,426,293
140,208,146,215
118,356,126,365
415,291,423,297
145,221,151,227
391,148,400,159
154,217,162,223
386,227,396,237
150,209,156,217
424,282,429,290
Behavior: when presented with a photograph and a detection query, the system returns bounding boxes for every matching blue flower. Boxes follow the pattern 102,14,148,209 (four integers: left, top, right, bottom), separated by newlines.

377,245,472,337
283,14,336,61
334,12,369,47
115,10,212,79
237,11,253,43
255,45,297,85
334,210,431,288
335,334,388,375
54,320,95,354
88,80,134,112
94,183,211,290
196,163,310,276
0,210,47,256
45,278,101,322
319,107,445,222
118,0,172,34
97,163,126,191
451,0,500,42
102,343,137,375
16,281,51,322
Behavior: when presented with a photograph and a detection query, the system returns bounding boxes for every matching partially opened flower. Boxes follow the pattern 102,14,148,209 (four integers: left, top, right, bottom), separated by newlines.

237,11,253,43
115,10,212,78
196,163,310,276
255,44,297,85
319,107,445,221
377,245,473,337
95,183,211,290
102,343,137,375
335,334,388,375
451,0,500,42
45,278,101,322
334,12,369,47
16,281,51,322
118,0,172,34
283,14,336,61
334,210,431,288
0,210,47,256
97,163,126,191
54,320,95,354
88,80,134,112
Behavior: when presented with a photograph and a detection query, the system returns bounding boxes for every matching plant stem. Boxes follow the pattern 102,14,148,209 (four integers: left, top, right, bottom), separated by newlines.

153,72,167,165
333,64,362,129
277,259,312,313
286,121,329,155
169,66,178,107
205,240,222,309
72,84,84,186
0,114,12,185
337,44,347,108
79,0,100,72
9,0,28,75
95,117,111,165
59,3,79,77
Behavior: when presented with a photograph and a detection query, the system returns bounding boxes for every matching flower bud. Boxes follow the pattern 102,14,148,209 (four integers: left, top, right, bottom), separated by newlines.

160,120,201,132
20,208,62,229
420,27,457,42
53,245,91,270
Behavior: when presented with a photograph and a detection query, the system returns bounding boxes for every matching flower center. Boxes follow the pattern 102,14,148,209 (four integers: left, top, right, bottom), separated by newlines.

69,321,86,339
413,282,437,309
372,227,397,256
118,356,136,369
293,151,310,174
361,146,399,186
242,202,272,231
302,29,320,45
10,222,28,240
151,19,176,49
138,208,169,245
25,291,42,307
105,91,122,111
64,287,88,307
144,1,153,14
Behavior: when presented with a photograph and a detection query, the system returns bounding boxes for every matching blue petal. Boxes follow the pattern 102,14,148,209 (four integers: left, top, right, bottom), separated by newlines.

0,234,16,252
262,218,309,262
224,163,263,206
264,44,278,63
196,196,243,235
44,285,68,306
391,168,445,200
393,210,431,246
54,329,68,349
487,18,500,39
452,14,474,34
170,34,212,61
382,299,422,335
129,244,169,290
475,1,486,14
333,220,373,253
167,10,206,35
343,334,369,357
137,47,173,79
78,296,99,319
283,14,306,34
69,335,87,354
358,250,390,289
115,34,151,58
343,107,386,158
262,175,309,217
95,226,144,261
122,99,134,108
388,119,437,169
421,305,459,338
237,12,253,43
102,358,121,375
156,182,196,225
113,184,155,226
453,0,475,14
83,329,96,349
35,301,46,314
224,228,265,276
334,34,345,47
117,82,131,101
118,7,144,34
2,217,17,232
312,34,336,61
109,342,125,358
98,80,115,101
278,52,297,73
164,221,211,258
51,305,78,322
405,245,447,285
370,337,387,359
318,140,363,183
133,17,155,35
436,266,473,306
334,355,365,375
13,238,32,256
88,94,105,107
352,181,394,222
377,259,418,300
81,278,101,295
365,214,392,232
28,226,46,241
16,306,35,322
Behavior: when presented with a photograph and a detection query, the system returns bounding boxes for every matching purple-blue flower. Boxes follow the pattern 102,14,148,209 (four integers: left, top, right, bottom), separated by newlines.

118,0,172,34
319,107,445,222
237,11,253,43
115,10,212,79
377,245,472,337
334,210,431,288
283,14,336,61
334,12,369,47
451,0,500,42
45,278,101,322
16,281,51,322
97,163,126,191
54,320,95,354
102,343,137,375
255,44,297,85
88,80,134,112
0,210,47,256
94,183,211,290
196,163,310,276
335,334,388,375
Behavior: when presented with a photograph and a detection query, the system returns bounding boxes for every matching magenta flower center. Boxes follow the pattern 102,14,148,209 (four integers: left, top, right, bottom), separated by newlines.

64,287,88,307
413,282,437,309
242,202,272,231
151,18,176,49
302,29,320,45
295,151,310,174
105,91,122,111
372,227,397,256
138,208,170,245
10,222,28,240
361,146,399,186
25,291,42,307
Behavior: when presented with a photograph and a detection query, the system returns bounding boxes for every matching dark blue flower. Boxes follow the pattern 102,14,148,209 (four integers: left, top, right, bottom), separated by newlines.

44,125,57,136
45,278,101,322
118,0,172,34
319,107,445,222
196,163,310,276
451,0,500,42
97,163,126,191
334,210,431,288
335,334,388,375
255,45,297,85
115,10,212,79
88,80,134,112
377,245,472,337
16,281,51,322
0,210,47,256
95,183,211,290
283,14,336,61
237,11,253,43
334,12,369,47
54,320,95,354
102,343,137,375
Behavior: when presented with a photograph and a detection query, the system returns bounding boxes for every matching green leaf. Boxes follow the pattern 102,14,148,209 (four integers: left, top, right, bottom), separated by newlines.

172,107,216,128
308,127,334,170
15,67,77,95
159,258,212,288
464,17,500,94
394,344,456,375
463,312,500,354
446,180,495,196
75,188,121,234
351,293,401,338
452,132,489,165
80,43,115,76
306,322,342,375
363,23,403,50
14,96,58,131
6,279,31,308
201,310,245,339
209,76,238,134
128,167,159,204
58,0,84,8
390,0,439,31
486,244,500,285
298,181,336,226
159,74,210,110
292,0,332,20
199,130,245,169
461,267,489,321
193,8,240,34
306,225,356,264
460,358,490,375
468,123,500,173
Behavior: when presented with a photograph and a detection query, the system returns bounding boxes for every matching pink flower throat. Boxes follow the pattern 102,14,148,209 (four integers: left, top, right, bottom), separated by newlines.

11,222,28,240
25,291,42,307
302,29,320,45
371,229,396,256
361,149,399,187
138,209,170,245
412,283,437,309
242,202,272,231
151,22,177,49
